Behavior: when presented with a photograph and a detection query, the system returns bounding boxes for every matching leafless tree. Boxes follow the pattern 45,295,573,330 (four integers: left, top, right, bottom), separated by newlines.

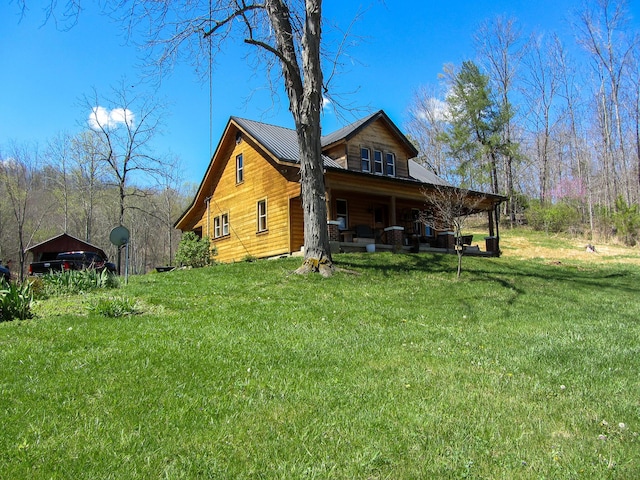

0,143,53,281
83,82,169,271
45,133,74,233
521,33,562,205
420,185,489,279
406,84,451,180
475,16,526,226
114,0,334,275
575,0,639,207
69,130,109,243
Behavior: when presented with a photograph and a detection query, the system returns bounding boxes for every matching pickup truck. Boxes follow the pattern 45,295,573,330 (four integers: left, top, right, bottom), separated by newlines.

29,251,117,276
0,263,10,283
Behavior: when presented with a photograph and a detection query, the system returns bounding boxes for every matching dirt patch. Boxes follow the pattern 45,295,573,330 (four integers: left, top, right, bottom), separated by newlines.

502,236,640,265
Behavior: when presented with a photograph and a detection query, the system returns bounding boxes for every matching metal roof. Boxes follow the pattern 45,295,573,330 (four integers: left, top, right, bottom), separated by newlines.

232,116,343,169
408,160,452,186
232,114,451,187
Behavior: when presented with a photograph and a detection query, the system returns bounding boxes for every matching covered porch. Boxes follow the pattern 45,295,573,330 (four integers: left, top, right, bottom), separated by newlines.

324,181,503,257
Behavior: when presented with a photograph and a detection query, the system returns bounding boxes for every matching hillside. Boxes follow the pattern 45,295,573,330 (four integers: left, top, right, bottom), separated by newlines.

2,230,639,478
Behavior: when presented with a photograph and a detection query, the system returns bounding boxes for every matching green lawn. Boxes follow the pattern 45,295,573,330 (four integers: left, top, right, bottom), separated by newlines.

2,248,639,478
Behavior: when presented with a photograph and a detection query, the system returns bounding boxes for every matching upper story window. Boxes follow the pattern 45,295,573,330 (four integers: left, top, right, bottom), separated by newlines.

236,153,244,184
385,152,396,176
361,148,371,172
373,150,383,174
359,146,397,177
257,199,268,233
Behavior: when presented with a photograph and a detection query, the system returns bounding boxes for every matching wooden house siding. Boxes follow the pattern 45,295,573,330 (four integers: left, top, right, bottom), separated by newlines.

289,196,304,252
193,134,300,263
342,119,410,178
175,111,504,262
322,143,348,169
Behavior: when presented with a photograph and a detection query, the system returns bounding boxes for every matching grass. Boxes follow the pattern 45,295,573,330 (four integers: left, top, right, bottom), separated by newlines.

1,233,639,478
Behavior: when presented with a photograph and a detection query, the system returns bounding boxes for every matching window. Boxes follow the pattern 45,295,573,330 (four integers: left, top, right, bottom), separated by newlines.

336,199,348,230
361,148,371,172
236,153,244,184
373,150,383,174
386,152,396,176
257,199,268,232
221,213,229,236
214,216,221,238
213,213,230,238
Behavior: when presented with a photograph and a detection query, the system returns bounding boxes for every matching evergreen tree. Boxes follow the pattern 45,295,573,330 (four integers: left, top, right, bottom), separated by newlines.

440,61,511,194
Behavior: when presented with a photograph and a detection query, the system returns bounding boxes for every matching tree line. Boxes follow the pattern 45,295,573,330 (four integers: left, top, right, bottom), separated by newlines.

0,84,190,281
406,0,640,244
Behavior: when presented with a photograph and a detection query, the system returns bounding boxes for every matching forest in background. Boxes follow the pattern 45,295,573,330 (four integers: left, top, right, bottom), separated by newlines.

0,83,191,280
406,0,640,245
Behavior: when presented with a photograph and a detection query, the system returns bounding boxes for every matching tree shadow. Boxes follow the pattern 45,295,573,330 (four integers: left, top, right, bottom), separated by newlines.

334,251,640,299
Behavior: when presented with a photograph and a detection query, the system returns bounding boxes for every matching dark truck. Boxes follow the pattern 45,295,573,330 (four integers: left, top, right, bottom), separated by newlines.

0,262,10,283
29,251,117,276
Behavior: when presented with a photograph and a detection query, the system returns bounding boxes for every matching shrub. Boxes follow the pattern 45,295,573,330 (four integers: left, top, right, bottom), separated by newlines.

39,269,119,298
612,196,640,246
175,232,216,268
526,201,581,234
0,280,34,321
88,296,140,318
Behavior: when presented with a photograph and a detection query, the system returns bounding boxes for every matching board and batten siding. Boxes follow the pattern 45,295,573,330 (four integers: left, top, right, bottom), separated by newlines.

194,136,301,263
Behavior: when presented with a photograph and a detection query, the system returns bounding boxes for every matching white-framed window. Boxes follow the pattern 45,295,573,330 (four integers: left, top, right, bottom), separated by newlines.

336,199,348,230
385,152,396,176
373,150,383,174
361,147,371,172
221,213,229,236
214,216,221,238
236,153,244,184
257,199,268,233
213,213,230,238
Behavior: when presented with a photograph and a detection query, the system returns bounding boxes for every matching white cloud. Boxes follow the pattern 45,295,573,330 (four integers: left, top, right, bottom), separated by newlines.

88,106,134,130
413,97,449,123
322,96,333,112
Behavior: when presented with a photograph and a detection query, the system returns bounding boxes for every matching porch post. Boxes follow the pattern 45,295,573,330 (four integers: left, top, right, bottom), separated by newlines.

384,226,404,250
488,209,495,237
327,220,340,242
390,196,397,224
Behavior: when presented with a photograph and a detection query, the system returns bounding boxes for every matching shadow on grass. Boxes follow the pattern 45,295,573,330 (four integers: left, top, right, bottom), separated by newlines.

335,252,454,276
334,251,640,297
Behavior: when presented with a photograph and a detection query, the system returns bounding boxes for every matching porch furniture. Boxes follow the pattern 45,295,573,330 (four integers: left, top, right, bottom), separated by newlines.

354,224,375,241
458,234,473,246
340,230,354,242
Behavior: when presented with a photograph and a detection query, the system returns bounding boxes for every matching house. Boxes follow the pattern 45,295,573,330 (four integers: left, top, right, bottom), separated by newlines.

174,110,505,263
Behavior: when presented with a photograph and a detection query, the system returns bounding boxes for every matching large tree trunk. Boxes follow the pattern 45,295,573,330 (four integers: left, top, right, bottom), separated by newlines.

266,0,333,276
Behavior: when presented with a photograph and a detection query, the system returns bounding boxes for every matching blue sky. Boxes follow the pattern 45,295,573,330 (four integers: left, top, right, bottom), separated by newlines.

2,1,637,184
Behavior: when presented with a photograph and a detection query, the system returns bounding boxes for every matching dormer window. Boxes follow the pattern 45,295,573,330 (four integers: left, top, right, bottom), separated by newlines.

385,152,396,176
361,148,371,172
374,150,383,174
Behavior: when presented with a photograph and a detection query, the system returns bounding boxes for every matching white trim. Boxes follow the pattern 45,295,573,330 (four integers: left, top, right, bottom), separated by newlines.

360,147,371,173
373,149,383,174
